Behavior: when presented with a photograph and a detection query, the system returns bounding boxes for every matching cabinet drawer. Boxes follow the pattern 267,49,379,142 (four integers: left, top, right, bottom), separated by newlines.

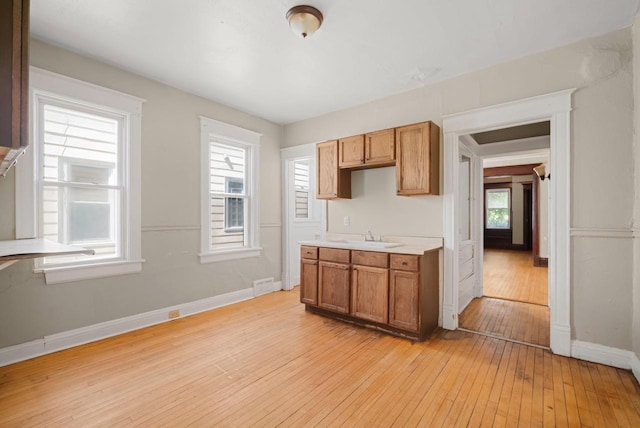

319,247,350,263
351,250,389,268
390,254,419,271
300,246,318,259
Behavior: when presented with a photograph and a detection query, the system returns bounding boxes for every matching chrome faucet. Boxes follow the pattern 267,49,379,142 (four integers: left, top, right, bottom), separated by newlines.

365,230,375,241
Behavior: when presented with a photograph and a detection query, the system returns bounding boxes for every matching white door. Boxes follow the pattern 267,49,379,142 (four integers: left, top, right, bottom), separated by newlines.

458,145,482,312
282,144,324,290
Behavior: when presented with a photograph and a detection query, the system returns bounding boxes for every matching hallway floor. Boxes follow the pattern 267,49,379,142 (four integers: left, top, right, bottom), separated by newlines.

460,249,550,347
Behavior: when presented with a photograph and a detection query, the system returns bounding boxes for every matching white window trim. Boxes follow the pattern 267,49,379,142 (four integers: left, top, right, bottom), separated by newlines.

16,67,145,284
199,116,262,263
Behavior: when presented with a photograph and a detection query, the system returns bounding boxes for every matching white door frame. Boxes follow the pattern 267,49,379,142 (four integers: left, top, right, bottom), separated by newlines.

281,143,326,290
442,89,575,356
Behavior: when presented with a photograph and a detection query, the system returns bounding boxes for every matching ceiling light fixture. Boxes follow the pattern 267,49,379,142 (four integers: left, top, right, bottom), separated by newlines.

286,5,323,39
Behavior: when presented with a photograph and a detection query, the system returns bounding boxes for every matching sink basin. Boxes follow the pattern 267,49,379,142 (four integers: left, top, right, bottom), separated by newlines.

328,240,402,249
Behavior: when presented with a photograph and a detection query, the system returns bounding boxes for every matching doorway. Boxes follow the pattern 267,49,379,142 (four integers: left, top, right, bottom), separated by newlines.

281,143,324,291
459,156,550,348
442,89,574,356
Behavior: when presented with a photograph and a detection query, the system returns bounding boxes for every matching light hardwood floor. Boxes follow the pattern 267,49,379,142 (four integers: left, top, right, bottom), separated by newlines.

459,297,550,347
2,290,640,427
460,249,550,347
483,249,548,306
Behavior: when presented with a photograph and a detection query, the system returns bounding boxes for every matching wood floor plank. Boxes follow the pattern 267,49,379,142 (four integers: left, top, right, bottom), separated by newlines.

1,289,639,427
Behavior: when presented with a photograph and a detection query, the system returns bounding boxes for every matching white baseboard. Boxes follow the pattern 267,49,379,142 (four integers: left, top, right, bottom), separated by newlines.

571,340,636,370
274,281,283,291
631,353,640,384
550,323,572,357
0,287,255,367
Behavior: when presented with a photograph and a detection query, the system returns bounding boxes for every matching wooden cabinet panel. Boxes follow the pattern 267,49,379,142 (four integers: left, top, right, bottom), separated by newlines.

395,121,440,196
390,254,419,271
300,246,318,259
0,0,29,175
351,265,389,323
318,261,351,314
389,269,420,331
319,247,350,264
351,250,388,268
300,259,318,305
365,128,395,167
339,135,364,168
316,140,351,199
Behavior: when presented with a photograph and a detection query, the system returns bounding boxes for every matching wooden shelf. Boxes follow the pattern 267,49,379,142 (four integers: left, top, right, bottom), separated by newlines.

0,238,95,271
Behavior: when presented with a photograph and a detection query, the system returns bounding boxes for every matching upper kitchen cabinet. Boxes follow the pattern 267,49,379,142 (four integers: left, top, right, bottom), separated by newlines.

0,0,29,177
316,140,351,199
338,129,395,169
364,128,395,167
395,121,440,196
338,135,364,168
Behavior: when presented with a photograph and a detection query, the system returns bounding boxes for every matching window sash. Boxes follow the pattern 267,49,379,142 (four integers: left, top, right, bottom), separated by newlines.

36,97,127,266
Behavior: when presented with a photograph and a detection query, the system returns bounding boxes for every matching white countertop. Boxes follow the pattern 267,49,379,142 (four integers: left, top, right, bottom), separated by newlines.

299,237,442,255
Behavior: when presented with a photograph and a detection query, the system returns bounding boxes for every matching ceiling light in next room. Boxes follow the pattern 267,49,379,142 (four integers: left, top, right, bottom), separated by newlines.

286,5,323,38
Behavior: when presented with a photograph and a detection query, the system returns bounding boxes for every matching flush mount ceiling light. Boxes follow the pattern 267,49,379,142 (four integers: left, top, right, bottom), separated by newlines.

286,5,323,38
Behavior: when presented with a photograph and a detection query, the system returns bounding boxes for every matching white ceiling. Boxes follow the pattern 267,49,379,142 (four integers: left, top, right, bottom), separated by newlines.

31,0,640,125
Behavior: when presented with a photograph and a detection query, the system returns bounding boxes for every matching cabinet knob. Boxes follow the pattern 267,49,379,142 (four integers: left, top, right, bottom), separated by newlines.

402,261,408,266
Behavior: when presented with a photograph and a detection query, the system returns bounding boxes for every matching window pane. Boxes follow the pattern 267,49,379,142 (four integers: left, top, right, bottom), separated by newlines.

294,160,310,219
210,142,247,250
487,190,509,209
43,105,118,184
42,185,119,263
487,208,510,228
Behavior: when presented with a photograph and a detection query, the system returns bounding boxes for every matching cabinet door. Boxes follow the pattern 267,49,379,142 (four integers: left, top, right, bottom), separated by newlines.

351,265,389,323
395,122,440,196
389,270,420,331
300,259,318,305
365,128,395,167
316,140,351,199
339,135,364,168
318,261,350,314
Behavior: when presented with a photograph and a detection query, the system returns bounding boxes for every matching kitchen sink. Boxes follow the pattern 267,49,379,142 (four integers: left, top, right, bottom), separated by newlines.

327,240,402,249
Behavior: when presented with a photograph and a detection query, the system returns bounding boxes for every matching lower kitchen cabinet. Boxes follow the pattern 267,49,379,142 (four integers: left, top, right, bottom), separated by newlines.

389,269,419,331
351,264,389,323
318,261,351,314
300,258,318,305
300,245,439,341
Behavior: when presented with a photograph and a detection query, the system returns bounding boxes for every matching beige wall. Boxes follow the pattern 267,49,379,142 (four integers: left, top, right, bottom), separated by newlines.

0,40,283,348
633,13,640,360
285,29,634,350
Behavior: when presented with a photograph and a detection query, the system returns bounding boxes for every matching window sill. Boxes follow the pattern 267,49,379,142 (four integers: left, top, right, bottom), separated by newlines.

199,247,262,264
35,259,145,285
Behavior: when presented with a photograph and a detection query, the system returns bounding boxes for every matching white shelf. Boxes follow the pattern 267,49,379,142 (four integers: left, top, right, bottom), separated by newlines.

0,238,95,271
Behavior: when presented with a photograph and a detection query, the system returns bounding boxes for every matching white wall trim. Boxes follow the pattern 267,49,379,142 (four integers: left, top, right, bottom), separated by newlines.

570,228,634,239
0,287,255,367
631,353,640,383
571,340,637,371
442,89,575,356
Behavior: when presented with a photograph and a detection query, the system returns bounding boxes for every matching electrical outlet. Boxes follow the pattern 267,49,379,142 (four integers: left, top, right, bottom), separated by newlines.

343,216,350,226
168,309,180,319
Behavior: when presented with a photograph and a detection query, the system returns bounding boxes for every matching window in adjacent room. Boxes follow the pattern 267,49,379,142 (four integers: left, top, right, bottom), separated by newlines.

485,188,511,229
200,117,261,263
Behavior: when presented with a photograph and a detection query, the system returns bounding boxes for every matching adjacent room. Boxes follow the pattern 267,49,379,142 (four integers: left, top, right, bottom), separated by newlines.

2,0,640,425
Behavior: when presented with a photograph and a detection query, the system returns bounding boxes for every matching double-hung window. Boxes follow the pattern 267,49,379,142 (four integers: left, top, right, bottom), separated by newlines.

485,188,511,229
200,117,261,263
16,68,144,284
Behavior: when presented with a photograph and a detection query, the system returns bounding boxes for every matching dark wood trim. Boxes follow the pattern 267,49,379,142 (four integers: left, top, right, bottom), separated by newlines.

532,173,540,266
484,163,539,177
534,256,548,267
